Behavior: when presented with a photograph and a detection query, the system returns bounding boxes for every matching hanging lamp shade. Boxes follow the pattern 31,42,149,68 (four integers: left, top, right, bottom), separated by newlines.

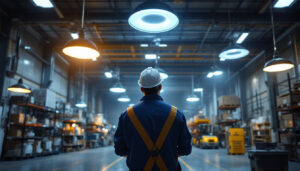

110,81,126,93
118,94,131,102
186,94,199,102
263,57,294,72
62,37,100,59
8,79,31,94
75,101,87,108
219,44,249,60
128,0,179,33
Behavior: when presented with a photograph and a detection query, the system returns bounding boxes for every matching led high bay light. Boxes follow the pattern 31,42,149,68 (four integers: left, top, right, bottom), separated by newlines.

128,0,179,33
8,79,31,94
263,5,294,72
219,44,249,60
62,0,100,59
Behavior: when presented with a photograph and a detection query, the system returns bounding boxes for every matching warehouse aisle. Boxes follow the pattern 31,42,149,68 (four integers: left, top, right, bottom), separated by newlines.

0,146,299,171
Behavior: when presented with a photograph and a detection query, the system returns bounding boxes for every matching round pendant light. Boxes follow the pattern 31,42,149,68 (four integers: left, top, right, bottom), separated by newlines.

128,0,179,33
263,6,294,73
62,0,100,59
8,79,31,94
62,37,100,59
118,94,131,102
75,101,87,108
110,82,126,93
263,57,294,72
186,94,199,102
219,44,249,60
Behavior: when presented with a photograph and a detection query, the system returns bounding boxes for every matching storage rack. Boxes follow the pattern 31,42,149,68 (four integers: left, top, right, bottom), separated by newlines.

276,73,300,162
85,122,105,148
250,122,272,146
62,120,85,152
1,96,59,159
217,105,241,147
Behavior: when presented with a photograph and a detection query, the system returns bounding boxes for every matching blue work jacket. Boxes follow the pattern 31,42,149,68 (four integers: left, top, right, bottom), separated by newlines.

114,95,192,171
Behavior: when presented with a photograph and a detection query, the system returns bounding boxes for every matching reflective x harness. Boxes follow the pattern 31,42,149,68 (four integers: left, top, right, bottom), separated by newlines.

127,106,177,171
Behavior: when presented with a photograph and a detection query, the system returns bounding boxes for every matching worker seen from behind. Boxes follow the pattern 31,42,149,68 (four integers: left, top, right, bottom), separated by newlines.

114,67,192,171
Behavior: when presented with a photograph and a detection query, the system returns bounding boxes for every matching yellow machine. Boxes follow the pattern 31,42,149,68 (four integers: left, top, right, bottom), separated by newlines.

226,128,245,155
188,117,219,149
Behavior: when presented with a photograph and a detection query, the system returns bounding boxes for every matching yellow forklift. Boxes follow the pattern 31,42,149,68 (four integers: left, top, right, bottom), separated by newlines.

189,117,219,149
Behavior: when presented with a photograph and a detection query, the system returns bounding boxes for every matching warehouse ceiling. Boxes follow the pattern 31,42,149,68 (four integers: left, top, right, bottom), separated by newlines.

1,0,300,93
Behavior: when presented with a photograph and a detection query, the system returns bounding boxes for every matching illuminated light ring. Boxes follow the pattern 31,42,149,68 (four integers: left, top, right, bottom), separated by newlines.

219,48,249,60
129,9,179,33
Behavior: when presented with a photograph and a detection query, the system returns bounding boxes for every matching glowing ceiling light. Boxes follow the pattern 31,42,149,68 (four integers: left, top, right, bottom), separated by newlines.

159,44,168,47
62,38,100,59
186,95,200,102
274,0,296,8
75,101,87,108
145,54,157,60
207,72,214,78
104,71,113,78
118,94,130,102
263,58,294,72
220,58,226,61
24,46,31,50
24,59,30,65
8,79,31,94
193,88,203,92
70,33,79,39
213,71,223,76
236,33,249,44
32,0,54,8
128,1,179,33
110,82,126,93
140,44,149,47
219,44,249,60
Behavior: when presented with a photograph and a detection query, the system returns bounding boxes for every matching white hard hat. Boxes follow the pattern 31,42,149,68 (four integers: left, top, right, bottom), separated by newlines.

138,67,163,88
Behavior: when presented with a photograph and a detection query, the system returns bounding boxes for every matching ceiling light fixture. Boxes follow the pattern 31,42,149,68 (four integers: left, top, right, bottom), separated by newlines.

274,0,296,8
70,33,79,39
32,0,53,8
8,79,32,94
207,72,214,78
140,44,149,47
219,44,249,60
62,0,100,59
118,94,131,102
75,101,87,108
220,58,226,61
236,33,249,44
159,44,168,47
104,71,113,78
186,95,200,102
110,82,126,93
193,88,203,92
213,71,223,76
145,54,157,60
263,5,294,72
128,0,179,33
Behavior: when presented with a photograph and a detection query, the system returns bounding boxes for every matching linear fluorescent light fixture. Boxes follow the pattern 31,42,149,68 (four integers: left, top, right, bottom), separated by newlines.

236,33,249,44
70,33,79,39
145,54,157,60
140,44,149,47
104,71,113,78
159,44,168,47
32,0,54,8
274,0,296,8
193,88,203,92
128,1,179,33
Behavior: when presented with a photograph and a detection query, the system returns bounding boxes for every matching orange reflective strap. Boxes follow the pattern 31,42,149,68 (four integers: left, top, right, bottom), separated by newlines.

127,106,177,171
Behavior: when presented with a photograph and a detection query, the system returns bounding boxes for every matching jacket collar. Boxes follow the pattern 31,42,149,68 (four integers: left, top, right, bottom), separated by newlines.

141,94,163,101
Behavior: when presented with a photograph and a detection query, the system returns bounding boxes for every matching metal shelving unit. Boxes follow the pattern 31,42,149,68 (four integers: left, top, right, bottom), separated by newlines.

1,96,60,159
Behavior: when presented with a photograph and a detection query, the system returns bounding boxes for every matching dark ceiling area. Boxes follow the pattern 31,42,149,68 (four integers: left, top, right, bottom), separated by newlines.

1,0,300,93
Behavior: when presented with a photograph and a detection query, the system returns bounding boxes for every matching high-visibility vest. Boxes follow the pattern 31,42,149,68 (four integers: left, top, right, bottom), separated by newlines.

127,106,178,171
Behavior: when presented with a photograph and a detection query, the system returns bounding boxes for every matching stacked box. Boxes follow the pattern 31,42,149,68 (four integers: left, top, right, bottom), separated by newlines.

277,93,300,107
280,114,294,128
10,113,24,124
218,96,240,106
221,113,233,121
7,129,22,137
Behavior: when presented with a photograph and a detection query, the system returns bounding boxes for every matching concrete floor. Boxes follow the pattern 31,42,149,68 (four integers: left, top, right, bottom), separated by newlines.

0,146,300,171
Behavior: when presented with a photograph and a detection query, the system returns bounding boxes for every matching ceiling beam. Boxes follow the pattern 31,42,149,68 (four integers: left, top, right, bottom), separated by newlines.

12,11,300,24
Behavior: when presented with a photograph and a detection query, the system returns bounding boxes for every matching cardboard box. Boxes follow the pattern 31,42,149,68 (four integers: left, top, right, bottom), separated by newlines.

7,129,22,137
218,96,240,106
221,113,233,121
10,113,24,124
